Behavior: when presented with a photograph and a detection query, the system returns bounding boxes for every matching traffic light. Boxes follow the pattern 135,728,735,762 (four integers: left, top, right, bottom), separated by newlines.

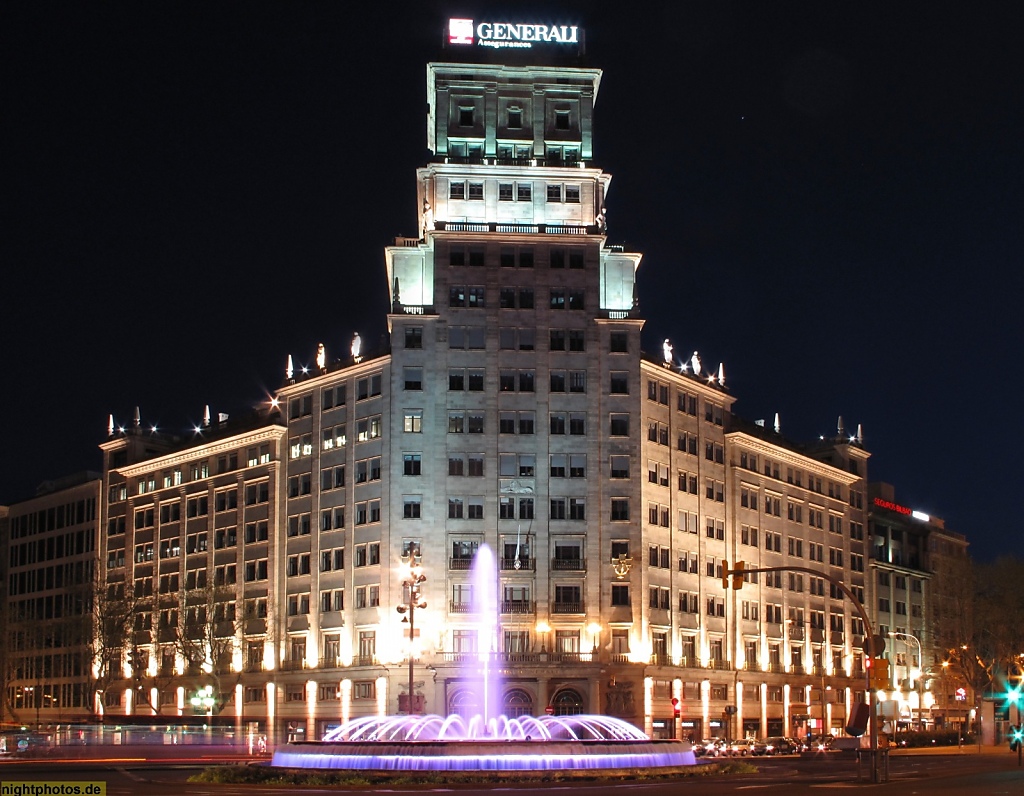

869,657,890,690
731,561,745,590
1007,685,1021,706
671,697,681,716
721,561,745,590
1009,724,1023,752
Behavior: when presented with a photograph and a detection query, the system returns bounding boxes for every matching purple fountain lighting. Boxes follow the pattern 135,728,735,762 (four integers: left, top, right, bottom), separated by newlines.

271,543,697,772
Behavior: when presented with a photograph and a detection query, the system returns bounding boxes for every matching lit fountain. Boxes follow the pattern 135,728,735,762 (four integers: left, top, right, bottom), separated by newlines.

272,544,696,772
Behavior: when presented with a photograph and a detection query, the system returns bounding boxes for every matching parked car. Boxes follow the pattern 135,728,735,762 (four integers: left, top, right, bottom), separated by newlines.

696,738,726,757
763,736,798,755
747,738,769,756
726,738,758,756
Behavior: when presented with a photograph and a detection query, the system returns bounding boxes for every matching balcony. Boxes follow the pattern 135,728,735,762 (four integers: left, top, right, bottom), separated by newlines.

500,600,535,615
707,658,732,671
551,601,585,614
244,660,264,673
449,557,474,571
449,601,473,614
548,651,594,663
791,664,806,675
500,557,536,571
319,657,341,670
651,653,671,667
435,221,598,236
789,626,805,641
280,658,307,672
551,558,586,572
768,662,786,673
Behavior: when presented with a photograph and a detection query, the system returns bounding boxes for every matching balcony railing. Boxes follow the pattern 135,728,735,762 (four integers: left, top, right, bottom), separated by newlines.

319,656,341,670
707,658,732,671
548,651,594,663
449,601,473,614
791,664,806,675
551,601,585,614
500,600,535,615
449,557,474,570
500,557,535,571
551,558,586,571
279,658,307,672
768,662,785,673
651,653,671,667
436,221,597,236
244,660,264,673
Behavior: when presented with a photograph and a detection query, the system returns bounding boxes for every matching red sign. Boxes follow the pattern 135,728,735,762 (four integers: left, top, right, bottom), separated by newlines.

545,705,554,715
873,497,911,515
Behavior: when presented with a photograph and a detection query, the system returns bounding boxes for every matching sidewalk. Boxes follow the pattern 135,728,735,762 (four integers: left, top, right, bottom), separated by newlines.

890,743,1011,756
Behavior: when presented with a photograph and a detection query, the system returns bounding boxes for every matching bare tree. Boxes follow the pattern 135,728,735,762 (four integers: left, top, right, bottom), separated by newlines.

172,583,245,715
84,575,150,713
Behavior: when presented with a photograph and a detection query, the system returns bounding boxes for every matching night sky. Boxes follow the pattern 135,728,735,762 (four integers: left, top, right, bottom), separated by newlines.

5,3,1022,561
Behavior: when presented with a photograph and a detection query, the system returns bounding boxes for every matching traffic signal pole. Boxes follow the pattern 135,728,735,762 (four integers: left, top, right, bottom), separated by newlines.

723,562,885,783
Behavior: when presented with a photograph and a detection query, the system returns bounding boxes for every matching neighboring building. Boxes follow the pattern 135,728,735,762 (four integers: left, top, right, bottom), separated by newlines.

867,483,969,730
98,409,285,728
1,473,100,725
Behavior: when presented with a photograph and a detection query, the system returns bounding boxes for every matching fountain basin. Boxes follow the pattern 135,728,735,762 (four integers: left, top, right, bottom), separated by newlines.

272,738,696,771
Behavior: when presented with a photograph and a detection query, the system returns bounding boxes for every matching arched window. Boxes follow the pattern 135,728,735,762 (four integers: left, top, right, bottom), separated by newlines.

503,688,533,718
448,688,479,719
551,687,584,716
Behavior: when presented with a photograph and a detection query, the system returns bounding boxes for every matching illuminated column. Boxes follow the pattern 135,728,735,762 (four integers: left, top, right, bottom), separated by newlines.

375,676,388,717
643,676,653,736
125,687,133,716
783,683,791,735
235,683,244,742
701,680,710,736
267,682,277,747
760,683,768,737
149,687,158,715
340,679,352,727
737,681,744,737
176,685,185,717
306,680,317,739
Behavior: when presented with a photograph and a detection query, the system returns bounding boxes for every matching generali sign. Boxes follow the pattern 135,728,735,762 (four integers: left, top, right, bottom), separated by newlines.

448,18,581,49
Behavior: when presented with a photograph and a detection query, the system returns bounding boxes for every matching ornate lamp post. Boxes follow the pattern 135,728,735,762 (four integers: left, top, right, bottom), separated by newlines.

396,553,426,714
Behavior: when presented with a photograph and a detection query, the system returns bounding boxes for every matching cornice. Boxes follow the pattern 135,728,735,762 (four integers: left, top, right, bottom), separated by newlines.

117,425,286,477
726,431,861,485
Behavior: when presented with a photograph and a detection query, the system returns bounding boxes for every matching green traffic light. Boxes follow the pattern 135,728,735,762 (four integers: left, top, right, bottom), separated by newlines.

1009,686,1021,704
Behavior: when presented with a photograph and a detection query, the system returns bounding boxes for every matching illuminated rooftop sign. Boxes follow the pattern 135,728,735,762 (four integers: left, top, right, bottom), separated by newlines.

448,18,580,49
873,497,911,515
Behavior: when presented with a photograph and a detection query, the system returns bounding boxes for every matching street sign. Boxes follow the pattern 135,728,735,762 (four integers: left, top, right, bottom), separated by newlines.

545,705,554,715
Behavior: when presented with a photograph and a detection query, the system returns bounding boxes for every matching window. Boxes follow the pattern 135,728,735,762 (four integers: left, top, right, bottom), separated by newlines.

610,372,629,394
403,495,422,519
403,367,423,390
610,414,629,436
610,498,630,521
403,453,422,476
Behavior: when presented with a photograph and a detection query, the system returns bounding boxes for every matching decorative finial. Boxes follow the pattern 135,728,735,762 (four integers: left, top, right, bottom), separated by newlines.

837,415,845,437
351,333,362,363
717,363,725,386
107,414,115,437
203,405,211,427
133,406,141,428
856,423,863,444
774,413,781,434
285,354,294,381
662,339,673,367
316,343,326,372
690,351,701,376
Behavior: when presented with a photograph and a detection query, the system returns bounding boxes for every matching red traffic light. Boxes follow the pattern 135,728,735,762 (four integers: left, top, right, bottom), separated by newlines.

671,697,681,714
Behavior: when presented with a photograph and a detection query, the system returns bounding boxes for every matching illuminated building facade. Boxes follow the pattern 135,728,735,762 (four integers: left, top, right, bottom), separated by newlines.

7,36,938,744
1,473,100,724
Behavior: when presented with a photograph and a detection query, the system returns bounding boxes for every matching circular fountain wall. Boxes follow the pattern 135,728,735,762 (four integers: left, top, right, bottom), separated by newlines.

271,714,696,772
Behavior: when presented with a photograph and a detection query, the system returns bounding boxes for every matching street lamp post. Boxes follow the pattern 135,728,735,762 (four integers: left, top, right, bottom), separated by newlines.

889,631,923,731
397,553,426,714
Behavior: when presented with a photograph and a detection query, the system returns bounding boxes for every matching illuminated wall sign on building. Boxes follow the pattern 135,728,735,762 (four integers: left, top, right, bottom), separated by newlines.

448,18,580,49
873,497,912,515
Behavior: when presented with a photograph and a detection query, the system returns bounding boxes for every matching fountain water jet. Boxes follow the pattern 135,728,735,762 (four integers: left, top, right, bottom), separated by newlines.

272,543,696,771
